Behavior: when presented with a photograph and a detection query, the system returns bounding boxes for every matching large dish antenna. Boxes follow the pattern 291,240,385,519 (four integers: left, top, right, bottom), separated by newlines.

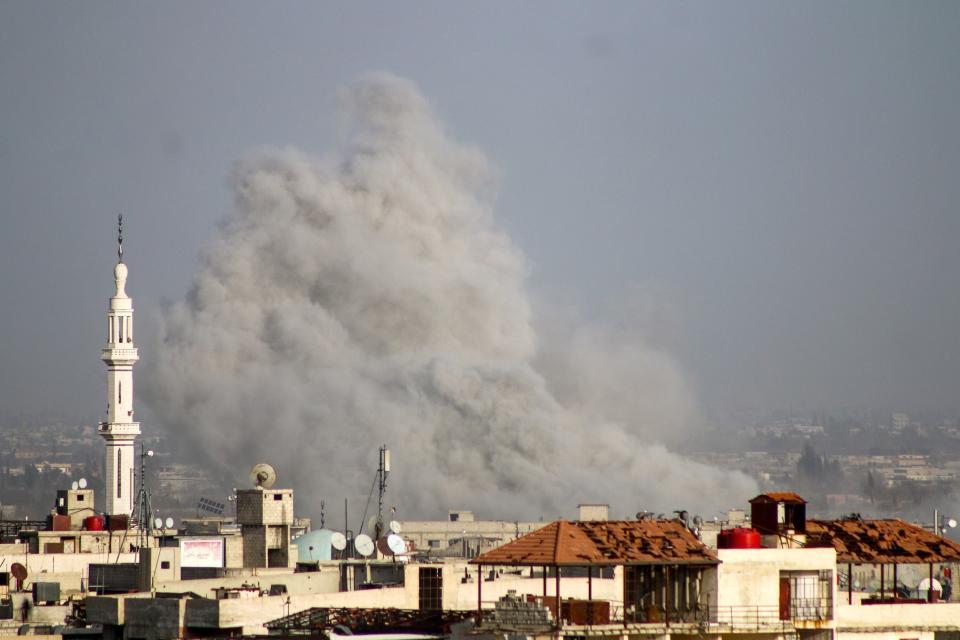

78,478,88,489
250,463,277,489
388,520,402,534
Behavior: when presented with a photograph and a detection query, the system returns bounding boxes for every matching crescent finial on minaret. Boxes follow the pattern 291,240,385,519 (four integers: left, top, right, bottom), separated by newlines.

117,213,124,263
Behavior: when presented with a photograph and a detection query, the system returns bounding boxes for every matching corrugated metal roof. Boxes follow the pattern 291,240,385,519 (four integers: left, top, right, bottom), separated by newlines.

806,518,960,564
749,492,807,504
470,520,718,566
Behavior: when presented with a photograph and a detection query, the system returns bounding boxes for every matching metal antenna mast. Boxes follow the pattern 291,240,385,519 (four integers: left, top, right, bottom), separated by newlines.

376,445,390,539
132,443,154,547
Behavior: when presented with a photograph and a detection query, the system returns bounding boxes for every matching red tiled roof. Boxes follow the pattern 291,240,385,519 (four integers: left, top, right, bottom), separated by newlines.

470,520,718,566
806,518,960,564
749,492,807,504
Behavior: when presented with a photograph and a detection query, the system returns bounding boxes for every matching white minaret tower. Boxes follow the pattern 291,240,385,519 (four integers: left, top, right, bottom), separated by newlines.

99,214,141,517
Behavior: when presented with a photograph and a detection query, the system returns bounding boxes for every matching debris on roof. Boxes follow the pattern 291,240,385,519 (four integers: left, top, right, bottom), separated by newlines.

470,520,718,566
806,518,960,564
749,492,807,504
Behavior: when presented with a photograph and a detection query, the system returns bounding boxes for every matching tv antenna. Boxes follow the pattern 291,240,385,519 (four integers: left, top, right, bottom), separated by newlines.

132,445,155,546
357,446,391,540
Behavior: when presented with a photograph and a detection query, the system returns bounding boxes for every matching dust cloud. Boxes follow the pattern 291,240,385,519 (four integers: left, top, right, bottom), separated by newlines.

142,73,756,521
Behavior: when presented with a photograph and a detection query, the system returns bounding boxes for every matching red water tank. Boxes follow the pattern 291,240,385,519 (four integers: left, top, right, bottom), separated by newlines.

717,527,761,549
83,515,105,531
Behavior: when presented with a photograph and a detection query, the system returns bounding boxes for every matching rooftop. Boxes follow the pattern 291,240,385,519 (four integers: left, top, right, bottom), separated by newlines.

470,519,718,566
749,492,807,504
806,518,960,564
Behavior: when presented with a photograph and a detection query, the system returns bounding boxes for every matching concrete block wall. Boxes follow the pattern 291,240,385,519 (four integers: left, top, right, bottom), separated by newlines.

242,526,267,568
138,547,180,592
235,489,293,526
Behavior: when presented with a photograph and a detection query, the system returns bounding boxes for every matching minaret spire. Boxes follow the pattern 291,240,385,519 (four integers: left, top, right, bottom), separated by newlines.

100,215,140,518
117,213,124,263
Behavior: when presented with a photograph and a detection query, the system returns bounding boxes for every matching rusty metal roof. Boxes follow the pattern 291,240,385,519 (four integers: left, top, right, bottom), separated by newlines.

806,518,960,564
470,520,718,566
749,492,807,504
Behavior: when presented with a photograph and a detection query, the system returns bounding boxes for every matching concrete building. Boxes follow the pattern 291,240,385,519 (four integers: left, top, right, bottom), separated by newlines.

400,510,546,558
98,216,141,518
236,487,297,569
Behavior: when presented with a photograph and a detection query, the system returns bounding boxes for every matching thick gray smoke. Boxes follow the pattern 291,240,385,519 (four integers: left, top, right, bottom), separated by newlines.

144,73,756,520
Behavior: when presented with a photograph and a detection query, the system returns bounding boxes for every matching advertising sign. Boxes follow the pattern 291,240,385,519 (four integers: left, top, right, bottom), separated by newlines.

180,537,225,568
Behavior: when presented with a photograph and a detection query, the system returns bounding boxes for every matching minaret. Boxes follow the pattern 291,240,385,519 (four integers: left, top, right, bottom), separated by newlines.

99,214,141,517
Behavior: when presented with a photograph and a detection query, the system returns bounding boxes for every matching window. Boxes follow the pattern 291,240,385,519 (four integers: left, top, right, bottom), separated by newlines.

624,565,703,623
780,570,832,621
119,381,122,405
117,449,122,498
160,561,170,569
428,539,442,549
76,494,85,502
418,567,442,610
274,494,283,501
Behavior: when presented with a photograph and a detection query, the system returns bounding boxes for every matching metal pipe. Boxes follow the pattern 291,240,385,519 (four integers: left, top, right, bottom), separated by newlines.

848,563,853,605
555,565,561,625
477,563,482,622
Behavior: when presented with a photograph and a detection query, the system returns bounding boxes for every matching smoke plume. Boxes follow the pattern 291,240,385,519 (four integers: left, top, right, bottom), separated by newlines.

143,73,756,521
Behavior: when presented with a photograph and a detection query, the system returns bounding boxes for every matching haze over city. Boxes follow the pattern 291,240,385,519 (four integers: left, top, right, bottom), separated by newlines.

1,2,960,520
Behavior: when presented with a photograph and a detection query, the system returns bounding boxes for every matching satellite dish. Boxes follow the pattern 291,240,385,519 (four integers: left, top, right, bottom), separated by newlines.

919,577,943,592
377,535,408,556
71,481,79,490
387,534,406,555
165,517,175,529
78,478,88,489
250,463,277,489
948,518,958,529
10,563,27,581
331,532,347,551
354,534,374,557
154,518,163,529
389,520,402,534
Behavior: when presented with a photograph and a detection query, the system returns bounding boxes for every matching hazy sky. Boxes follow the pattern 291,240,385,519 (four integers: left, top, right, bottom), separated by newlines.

2,2,959,425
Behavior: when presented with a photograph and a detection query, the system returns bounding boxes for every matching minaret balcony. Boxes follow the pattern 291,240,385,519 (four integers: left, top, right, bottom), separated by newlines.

98,421,141,436
101,347,140,361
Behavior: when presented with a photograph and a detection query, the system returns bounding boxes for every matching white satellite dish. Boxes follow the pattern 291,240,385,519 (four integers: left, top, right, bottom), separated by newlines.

948,518,958,529
164,517,175,529
330,532,347,551
389,520,402,534
354,534,375,557
387,534,407,555
919,578,943,593
249,463,277,489
154,517,163,529
71,481,79,491
78,478,88,489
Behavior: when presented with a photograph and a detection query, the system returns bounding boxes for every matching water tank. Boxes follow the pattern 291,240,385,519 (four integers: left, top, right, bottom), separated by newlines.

717,527,761,549
294,529,334,562
83,515,105,531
